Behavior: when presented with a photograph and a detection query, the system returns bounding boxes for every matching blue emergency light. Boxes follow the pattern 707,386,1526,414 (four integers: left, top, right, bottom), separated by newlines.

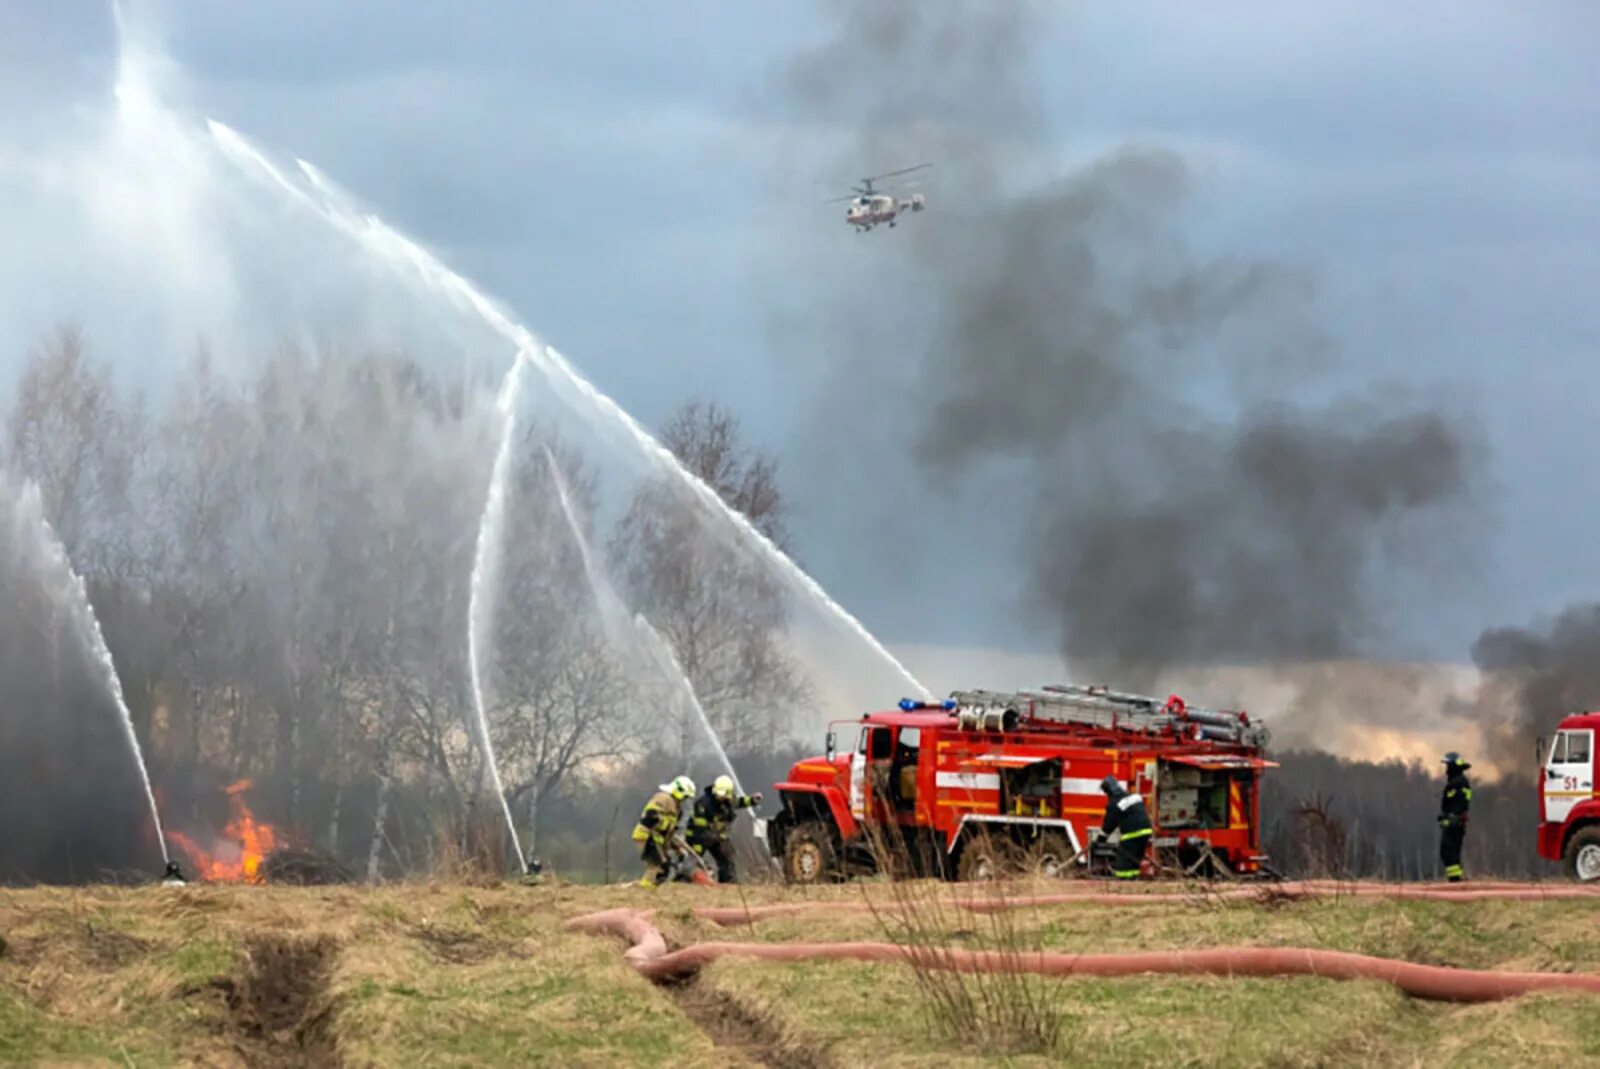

898,698,960,712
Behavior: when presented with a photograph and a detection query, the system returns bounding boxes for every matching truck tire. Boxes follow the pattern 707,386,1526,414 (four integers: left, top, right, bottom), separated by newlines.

1565,826,1600,883
956,835,1018,881
783,821,839,884
1024,832,1076,879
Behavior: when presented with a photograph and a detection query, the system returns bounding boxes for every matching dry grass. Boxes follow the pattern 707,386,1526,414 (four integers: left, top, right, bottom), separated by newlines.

0,881,722,1067
1,878,1597,1067
856,823,1063,1057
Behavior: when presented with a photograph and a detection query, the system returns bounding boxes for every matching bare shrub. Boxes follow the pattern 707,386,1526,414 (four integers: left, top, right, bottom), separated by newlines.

857,819,1065,1056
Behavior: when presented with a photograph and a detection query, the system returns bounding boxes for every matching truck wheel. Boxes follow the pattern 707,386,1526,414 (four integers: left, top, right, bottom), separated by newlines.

957,835,1016,881
1565,827,1600,882
1024,832,1075,879
783,822,839,884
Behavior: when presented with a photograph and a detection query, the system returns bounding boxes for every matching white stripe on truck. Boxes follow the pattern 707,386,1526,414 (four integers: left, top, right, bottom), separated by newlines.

936,771,1000,791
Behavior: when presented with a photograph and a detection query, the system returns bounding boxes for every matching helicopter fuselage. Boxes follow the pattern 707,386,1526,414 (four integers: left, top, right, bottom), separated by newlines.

846,192,924,232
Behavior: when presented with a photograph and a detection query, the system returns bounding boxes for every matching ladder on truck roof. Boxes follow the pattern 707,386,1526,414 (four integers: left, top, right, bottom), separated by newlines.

946,683,1269,749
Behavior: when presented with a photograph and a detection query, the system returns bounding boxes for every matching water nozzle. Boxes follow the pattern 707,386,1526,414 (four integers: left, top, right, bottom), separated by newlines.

161,860,186,885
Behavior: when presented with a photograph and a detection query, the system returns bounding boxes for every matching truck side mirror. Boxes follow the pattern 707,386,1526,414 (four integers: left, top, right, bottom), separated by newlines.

825,731,836,762
1536,736,1548,766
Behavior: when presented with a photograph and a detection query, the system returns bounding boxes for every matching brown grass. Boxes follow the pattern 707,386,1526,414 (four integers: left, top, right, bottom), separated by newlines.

2,877,1598,1067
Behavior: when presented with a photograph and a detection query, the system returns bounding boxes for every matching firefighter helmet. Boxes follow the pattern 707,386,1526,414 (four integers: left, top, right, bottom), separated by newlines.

712,775,735,800
1100,775,1122,796
1442,752,1471,770
665,776,696,800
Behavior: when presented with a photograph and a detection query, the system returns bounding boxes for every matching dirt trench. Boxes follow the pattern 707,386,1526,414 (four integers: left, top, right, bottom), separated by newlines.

211,933,340,1068
670,975,833,1069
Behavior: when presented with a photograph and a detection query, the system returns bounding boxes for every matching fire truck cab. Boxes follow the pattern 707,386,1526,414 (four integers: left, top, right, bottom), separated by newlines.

768,685,1277,883
1537,712,1600,882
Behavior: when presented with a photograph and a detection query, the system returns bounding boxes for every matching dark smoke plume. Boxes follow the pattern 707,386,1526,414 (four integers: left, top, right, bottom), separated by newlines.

1454,604,1600,769
783,1,1478,685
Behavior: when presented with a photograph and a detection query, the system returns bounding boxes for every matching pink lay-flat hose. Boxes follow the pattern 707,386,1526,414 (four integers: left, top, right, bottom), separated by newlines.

567,905,1600,1004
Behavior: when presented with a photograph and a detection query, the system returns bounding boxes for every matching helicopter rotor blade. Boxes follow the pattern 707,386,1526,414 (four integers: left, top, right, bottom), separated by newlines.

867,163,931,182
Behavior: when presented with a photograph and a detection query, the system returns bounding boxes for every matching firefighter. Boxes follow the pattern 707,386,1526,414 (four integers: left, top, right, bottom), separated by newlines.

686,775,763,884
1438,752,1472,883
1100,774,1152,879
631,775,695,887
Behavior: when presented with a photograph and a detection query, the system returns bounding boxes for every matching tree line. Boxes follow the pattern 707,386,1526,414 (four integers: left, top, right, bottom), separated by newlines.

0,327,805,882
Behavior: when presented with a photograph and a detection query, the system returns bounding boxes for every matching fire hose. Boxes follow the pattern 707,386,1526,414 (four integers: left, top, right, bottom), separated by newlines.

567,906,1600,1003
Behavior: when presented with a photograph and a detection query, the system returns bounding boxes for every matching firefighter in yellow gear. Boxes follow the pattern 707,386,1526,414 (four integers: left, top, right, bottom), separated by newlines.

632,775,695,887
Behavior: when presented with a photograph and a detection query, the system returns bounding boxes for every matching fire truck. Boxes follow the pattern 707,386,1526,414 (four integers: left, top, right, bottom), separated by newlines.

768,684,1277,883
1538,712,1600,882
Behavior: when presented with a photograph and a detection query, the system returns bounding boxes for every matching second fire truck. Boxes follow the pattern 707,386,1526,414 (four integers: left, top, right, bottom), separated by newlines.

768,684,1277,882
1538,710,1600,882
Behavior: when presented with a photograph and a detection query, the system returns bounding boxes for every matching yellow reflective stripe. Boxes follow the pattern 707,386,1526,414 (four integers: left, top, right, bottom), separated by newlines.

1120,828,1152,840
1445,865,1463,876
1463,789,1473,800
1113,870,1140,878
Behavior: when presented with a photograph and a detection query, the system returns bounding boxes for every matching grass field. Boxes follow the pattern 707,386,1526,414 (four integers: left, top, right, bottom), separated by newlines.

1,878,1597,1067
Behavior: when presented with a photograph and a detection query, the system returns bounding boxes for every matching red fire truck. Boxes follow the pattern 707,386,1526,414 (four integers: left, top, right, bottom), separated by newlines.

769,685,1277,883
1538,711,1600,882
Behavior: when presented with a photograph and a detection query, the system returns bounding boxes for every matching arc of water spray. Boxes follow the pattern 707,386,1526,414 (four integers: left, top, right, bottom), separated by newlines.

541,446,745,799
466,352,531,874
11,481,170,866
204,121,929,702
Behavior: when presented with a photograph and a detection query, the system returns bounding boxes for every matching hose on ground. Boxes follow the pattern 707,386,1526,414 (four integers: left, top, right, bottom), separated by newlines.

567,907,1600,1003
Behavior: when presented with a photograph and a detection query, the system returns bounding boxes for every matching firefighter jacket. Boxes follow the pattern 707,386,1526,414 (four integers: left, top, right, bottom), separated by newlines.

1439,770,1472,828
1101,786,1153,842
631,791,680,846
686,789,757,847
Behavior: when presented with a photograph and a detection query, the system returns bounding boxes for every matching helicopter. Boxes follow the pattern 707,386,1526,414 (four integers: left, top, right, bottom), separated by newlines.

827,164,930,233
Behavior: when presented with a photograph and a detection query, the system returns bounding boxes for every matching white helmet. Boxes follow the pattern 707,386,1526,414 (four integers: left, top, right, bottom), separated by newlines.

712,775,735,800
666,775,696,800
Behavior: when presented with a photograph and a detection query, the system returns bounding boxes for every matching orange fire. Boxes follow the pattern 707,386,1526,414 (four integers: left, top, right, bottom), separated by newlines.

167,779,280,883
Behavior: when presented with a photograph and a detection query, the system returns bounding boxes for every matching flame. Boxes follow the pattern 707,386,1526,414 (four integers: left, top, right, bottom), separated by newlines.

166,779,279,883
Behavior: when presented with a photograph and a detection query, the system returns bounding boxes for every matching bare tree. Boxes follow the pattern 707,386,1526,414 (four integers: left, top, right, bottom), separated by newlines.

611,402,809,757
4,326,140,564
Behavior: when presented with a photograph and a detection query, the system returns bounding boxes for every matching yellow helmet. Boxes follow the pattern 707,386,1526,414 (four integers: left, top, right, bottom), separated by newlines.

712,775,735,800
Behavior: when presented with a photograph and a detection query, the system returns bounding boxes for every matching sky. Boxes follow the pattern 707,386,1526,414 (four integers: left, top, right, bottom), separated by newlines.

4,1,1600,681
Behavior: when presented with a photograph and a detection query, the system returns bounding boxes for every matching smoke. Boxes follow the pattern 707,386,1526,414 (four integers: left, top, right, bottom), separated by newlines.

1452,604,1600,769
781,1,1478,687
